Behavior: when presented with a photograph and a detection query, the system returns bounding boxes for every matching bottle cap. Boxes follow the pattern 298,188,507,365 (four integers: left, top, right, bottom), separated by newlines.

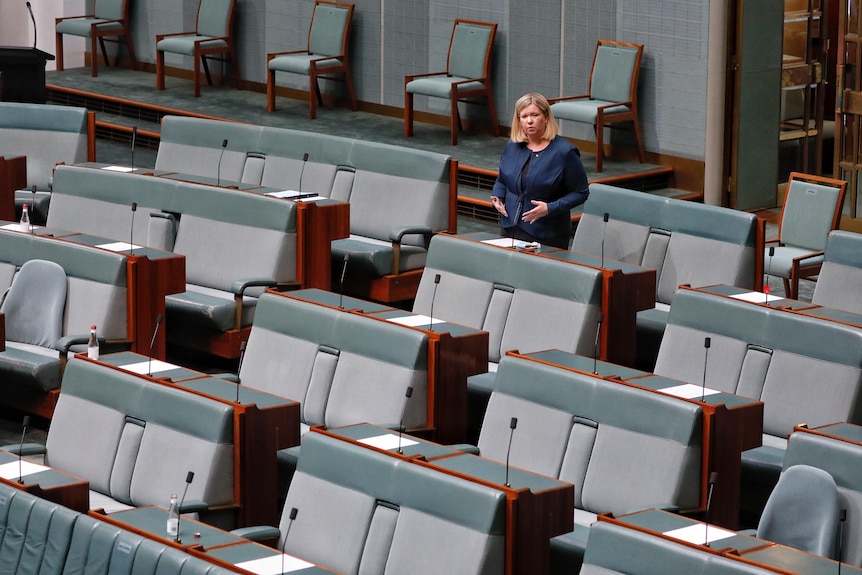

91,325,97,330
23,204,28,208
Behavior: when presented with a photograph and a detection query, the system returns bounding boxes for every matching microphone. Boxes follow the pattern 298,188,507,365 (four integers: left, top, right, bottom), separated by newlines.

130,202,137,256
600,212,609,269
298,152,309,196
592,312,604,375
765,246,775,304
338,253,349,309
701,337,711,402
838,508,847,572
216,139,228,186
130,126,138,172
235,341,247,404
17,415,30,484
147,314,164,377
429,273,441,332
174,471,194,543
504,416,518,487
703,471,718,546
30,185,36,222
281,507,299,575
26,2,36,50
397,386,414,454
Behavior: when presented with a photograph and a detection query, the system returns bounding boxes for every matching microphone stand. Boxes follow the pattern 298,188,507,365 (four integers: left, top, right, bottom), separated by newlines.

26,2,36,49
147,314,164,377
217,139,228,186
504,417,518,487
397,386,414,454
130,202,137,256
18,415,30,484
765,246,775,305
701,337,711,402
429,274,441,332
600,212,609,269
281,507,299,575
175,471,194,544
593,312,604,375
235,341,247,404
703,471,718,546
338,253,349,309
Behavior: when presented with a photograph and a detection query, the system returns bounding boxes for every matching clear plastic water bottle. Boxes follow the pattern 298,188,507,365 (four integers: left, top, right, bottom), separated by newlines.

19,204,30,233
87,325,99,360
166,494,179,536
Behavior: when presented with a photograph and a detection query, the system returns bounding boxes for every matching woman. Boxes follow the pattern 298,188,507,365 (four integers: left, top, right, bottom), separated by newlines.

491,93,589,250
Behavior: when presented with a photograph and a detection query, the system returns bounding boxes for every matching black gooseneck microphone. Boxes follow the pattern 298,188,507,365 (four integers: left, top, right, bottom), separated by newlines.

235,341,247,404
147,314,164,377
338,253,349,309
26,2,36,49
174,471,194,543
30,185,36,223
600,212,609,269
298,152,309,196
281,507,299,575
130,202,137,256
593,312,604,375
429,273,441,332
130,126,138,172
504,416,518,487
397,386,414,454
216,139,228,186
703,471,718,546
17,415,30,484
765,246,775,305
701,337,711,402
837,508,847,572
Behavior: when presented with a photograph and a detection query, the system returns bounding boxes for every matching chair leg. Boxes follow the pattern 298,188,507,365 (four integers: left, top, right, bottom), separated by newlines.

595,120,604,172
91,36,100,77
486,92,500,137
783,278,792,299
450,95,459,146
156,49,165,90
266,68,277,112
404,90,414,138
124,32,139,71
229,47,242,90
344,68,358,112
56,32,65,71
309,70,318,120
201,55,212,88
195,50,203,97
631,115,646,164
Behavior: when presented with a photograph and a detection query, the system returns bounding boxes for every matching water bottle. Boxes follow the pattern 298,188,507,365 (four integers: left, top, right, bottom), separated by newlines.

87,325,99,360
166,494,179,536
20,204,30,233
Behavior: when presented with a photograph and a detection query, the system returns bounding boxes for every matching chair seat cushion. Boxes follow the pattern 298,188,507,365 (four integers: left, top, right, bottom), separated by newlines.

331,236,428,277
764,245,824,279
268,53,344,74
0,344,61,392
549,523,593,574
406,75,486,99
56,18,123,37
550,100,631,124
165,284,256,332
157,35,228,56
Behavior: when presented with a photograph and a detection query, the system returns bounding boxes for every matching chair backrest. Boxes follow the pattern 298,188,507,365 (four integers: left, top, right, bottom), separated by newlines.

94,0,127,21
590,40,643,104
196,0,235,38
1,260,67,348
812,230,862,314
779,172,846,251
756,464,840,558
447,20,496,80
308,0,353,57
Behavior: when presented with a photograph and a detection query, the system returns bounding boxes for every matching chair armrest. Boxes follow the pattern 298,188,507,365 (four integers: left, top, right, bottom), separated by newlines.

231,278,279,296
448,443,480,455
405,71,448,83
56,14,96,24
156,30,196,42
389,226,433,276
179,499,209,514
56,334,106,353
267,49,308,61
547,94,590,104
1,443,47,457
792,250,825,264
231,525,282,542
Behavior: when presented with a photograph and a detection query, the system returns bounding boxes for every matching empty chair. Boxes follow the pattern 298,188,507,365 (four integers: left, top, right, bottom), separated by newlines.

156,0,241,97
266,0,357,119
404,19,500,146
812,230,862,314
764,172,847,300
549,40,645,172
55,0,138,77
756,464,840,558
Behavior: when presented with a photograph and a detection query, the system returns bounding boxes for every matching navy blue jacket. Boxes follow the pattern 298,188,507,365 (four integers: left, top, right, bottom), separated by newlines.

491,136,589,242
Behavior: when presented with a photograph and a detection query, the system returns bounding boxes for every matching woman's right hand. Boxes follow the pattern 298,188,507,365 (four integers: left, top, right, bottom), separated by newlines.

491,196,508,217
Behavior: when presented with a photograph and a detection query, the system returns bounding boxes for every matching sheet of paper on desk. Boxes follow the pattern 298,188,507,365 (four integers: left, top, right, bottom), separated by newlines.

97,242,145,252
359,434,419,451
730,291,784,303
481,238,539,249
119,360,179,375
265,190,302,198
236,554,314,575
661,383,720,399
0,460,49,479
386,314,445,327
663,523,736,545
0,224,41,232
296,195,327,202
101,166,136,172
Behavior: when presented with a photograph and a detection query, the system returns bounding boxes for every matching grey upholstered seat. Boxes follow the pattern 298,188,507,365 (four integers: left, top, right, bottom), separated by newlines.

811,230,862,314
2,260,67,350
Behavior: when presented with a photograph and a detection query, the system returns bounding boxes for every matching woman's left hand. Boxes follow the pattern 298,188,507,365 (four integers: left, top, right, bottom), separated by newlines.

522,200,548,224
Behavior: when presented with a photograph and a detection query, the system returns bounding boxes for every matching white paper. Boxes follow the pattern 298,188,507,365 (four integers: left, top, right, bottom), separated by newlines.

661,383,720,399
296,195,327,202
0,460,49,479
730,291,784,303
663,523,737,545
358,433,420,451
101,165,136,172
265,190,303,198
119,360,180,375
480,238,540,250
386,314,445,327
0,224,39,232
235,554,314,574
96,242,145,252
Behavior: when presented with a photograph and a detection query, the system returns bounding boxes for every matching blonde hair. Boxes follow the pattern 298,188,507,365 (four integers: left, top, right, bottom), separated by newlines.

509,93,560,143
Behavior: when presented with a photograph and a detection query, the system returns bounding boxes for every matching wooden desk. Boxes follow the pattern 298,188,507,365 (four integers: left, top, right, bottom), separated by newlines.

284,288,489,443
321,423,574,575
0,154,26,221
457,232,657,367
90,352,301,527
0,450,89,513
515,349,764,530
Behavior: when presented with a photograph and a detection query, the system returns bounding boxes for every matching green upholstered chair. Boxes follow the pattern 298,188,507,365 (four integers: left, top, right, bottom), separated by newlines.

155,0,241,98
55,0,138,78
404,19,500,146
764,172,847,299
266,0,357,119
549,39,645,172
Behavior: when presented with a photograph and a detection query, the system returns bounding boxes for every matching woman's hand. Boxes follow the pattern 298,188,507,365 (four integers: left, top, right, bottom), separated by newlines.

491,196,508,217
522,200,548,223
